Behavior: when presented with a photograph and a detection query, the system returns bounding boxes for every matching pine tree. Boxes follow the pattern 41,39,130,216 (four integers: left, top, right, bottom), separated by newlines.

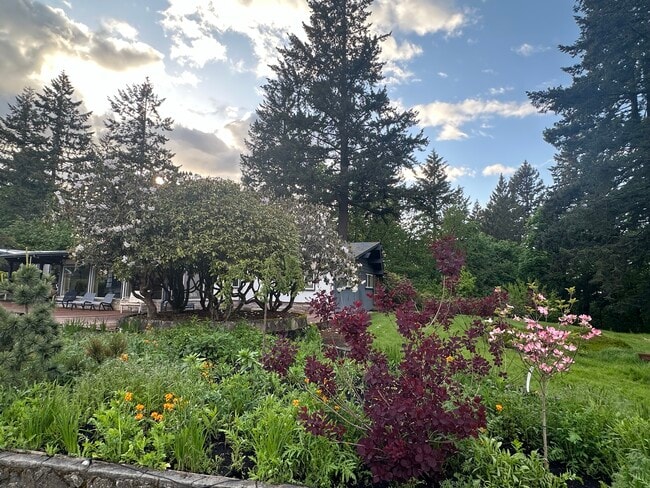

36,72,95,213
410,149,464,236
0,258,60,384
508,161,545,241
241,0,427,239
480,174,517,241
0,88,50,225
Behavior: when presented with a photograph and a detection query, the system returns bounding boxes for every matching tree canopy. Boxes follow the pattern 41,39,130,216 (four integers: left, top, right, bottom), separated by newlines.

528,0,650,330
241,0,427,239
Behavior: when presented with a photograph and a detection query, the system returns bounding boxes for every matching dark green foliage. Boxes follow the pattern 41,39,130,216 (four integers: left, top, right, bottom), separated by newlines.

35,72,95,215
410,150,465,237
528,0,650,332
0,88,51,226
508,161,545,242
480,174,518,241
241,0,427,239
1,218,74,250
0,261,60,384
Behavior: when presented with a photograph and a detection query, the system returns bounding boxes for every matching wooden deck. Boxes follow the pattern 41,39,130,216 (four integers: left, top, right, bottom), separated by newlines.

0,300,139,329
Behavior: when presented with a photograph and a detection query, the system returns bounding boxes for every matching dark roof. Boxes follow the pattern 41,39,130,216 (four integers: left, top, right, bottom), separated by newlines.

349,242,381,259
0,249,69,264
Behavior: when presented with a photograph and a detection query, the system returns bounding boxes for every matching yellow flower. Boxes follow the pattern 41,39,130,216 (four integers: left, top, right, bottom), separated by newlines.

163,402,174,411
135,413,144,421
135,404,145,411
321,395,328,403
304,378,310,384
120,353,129,362
150,411,163,422
446,355,454,363
334,405,340,411
292,399,300,407
496,404,503,412
124,392,133,402
164,393,174,402
315,389,322,395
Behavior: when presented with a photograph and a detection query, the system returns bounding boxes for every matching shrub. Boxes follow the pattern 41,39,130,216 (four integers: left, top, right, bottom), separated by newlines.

441,435,576,488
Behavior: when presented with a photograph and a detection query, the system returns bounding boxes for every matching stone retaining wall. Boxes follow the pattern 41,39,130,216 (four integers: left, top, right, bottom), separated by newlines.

0,450,301,488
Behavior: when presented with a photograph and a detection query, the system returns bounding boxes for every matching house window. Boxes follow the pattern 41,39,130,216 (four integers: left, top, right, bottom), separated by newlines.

97,271,123,298
365,274,375,290
304,273,317,291
61,265,89,294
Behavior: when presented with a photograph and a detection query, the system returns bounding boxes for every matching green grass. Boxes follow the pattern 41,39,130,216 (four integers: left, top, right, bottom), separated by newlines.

368,312,650,415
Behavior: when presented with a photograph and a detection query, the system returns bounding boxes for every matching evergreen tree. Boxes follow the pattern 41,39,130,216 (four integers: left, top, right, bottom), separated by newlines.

36,72,95,213
508,161,545,241
480,174,517,241
0,88,50,225
0,259,60,385
528,0,650,330
410,149,464,236
241,0,427,239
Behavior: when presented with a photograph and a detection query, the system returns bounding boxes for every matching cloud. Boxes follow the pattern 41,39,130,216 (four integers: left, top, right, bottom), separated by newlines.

413,98,538,140
372,0,468,36
513,43,549,57
445,165,475,181
379,37,423,84
488,86,513,95
403,162,475,184
161,0,309,77
482,164,516,176
169,123,251,179
438,72,448,78
0,0,162,98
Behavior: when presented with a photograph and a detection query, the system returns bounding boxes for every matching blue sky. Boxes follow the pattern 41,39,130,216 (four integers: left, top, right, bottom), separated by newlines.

0,0,579,204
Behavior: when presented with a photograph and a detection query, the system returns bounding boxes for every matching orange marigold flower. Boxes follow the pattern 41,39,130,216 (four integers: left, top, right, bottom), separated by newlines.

163,402,174,411
120,353,129,361
164,393,174,402
446,355,454,363
304,377,310,384
496,404,503,412
321,395,328,403
135,413,144,421
135,404,145,411
124,392,133,402
334,405,340,411
315,389,322,395
292,399,300,407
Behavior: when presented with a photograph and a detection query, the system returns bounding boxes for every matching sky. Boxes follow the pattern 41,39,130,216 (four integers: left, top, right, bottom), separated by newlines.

0,0,580,205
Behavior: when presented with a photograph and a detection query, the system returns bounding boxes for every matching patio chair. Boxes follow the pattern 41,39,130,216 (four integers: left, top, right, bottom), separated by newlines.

55,290,77,308
69,292,96,309
92,293,115,311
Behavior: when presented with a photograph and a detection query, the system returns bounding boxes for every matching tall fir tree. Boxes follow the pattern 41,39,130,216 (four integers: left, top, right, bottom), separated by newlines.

528,0,650,330
241,0,427,239
410,149,464,236
36,72,95,214
0,88,50,225
480,174,518,241
507,161,545,241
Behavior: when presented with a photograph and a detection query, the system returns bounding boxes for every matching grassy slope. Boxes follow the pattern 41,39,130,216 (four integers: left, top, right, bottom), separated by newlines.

368,312,650,414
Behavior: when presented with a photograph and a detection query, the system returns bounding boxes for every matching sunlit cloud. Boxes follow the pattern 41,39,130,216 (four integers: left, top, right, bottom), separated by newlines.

414,98,538,140
513,43,549,57
482,164,516,176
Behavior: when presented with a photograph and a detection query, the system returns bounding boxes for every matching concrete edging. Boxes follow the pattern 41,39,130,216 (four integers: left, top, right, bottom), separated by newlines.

0,450,303,488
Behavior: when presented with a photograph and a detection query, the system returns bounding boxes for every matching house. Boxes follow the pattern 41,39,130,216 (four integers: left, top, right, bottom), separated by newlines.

0,242,385,311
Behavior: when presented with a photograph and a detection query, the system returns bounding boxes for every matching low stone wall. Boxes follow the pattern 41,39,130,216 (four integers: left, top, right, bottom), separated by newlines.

0,450,301,488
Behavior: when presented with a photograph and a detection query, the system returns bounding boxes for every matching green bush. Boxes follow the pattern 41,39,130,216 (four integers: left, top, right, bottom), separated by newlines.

441,435,576,488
